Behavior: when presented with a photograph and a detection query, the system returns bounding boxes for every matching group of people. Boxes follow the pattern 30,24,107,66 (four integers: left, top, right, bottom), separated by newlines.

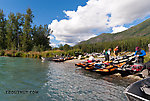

88,46,119,62
104,46,119,61
104,46,146,63
88,46,146,64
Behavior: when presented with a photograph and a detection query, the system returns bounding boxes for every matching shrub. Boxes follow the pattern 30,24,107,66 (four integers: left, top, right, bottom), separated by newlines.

5,53,12,57
144,53,150,63
0,50,5,56
15,52,23,57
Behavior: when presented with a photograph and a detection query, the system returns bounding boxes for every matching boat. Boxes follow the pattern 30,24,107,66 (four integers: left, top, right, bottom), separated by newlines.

75,61,97,70
114,62,126,68
41,57,56,61
85,63,95,70
75,61,88,67
115,56,145,76
74,53,140,76
64,56,73,60
94,65,118,75
124,77,150,101
52,58,65,62
118,62,145,77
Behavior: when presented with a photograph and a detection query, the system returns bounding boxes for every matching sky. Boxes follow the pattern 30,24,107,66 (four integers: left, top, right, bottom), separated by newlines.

1,0,150,47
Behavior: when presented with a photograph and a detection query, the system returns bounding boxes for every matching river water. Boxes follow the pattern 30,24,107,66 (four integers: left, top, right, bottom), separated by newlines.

0,57,139,101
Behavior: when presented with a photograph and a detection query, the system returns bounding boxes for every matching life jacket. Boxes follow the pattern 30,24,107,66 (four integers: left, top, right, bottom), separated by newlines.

136,50,142,56
114,48,119,53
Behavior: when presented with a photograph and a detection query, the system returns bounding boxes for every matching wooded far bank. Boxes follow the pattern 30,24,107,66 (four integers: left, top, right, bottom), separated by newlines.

0,8,50,52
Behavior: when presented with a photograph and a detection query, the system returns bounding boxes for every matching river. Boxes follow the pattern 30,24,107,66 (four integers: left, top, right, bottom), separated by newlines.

0,57,139,101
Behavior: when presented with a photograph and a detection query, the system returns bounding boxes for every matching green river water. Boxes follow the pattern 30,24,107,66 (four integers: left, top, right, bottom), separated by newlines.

0,57,138,101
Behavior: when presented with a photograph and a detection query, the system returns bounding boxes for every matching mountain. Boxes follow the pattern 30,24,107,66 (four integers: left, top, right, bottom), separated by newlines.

79,18,150,45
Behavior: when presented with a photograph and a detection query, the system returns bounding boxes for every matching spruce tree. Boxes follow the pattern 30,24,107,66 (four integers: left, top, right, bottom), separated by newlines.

0,9,7,49
22,8,34,51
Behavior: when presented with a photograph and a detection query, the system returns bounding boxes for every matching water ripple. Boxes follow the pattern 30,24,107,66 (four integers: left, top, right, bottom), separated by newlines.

42,62,128,101
0,57,133,101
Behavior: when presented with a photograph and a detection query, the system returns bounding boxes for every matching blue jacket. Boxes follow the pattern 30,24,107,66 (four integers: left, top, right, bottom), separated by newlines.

134,50,146,57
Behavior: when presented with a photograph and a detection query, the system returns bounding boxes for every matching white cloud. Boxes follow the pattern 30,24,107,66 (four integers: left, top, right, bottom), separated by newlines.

49,0,150,45
112,26,128,34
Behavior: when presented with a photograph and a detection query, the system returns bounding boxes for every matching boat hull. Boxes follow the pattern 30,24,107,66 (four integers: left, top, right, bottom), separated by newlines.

124,78,150,101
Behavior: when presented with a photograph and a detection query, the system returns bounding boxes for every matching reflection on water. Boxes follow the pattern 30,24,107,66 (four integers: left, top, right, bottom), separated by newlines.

0,57,137,101
42,62,128,101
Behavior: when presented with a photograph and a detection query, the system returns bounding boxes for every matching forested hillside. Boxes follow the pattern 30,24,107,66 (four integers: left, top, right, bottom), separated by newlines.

79,18,150,45
74,18,150,53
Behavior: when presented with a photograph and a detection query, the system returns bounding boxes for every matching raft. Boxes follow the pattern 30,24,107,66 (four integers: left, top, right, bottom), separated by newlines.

85,63,95,70
53,58,65,62
75,62,88,67
74,53,146,76
94,65,118,75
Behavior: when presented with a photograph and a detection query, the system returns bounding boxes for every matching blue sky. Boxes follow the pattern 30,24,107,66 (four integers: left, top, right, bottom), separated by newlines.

1,0,150,47
0,0,88,26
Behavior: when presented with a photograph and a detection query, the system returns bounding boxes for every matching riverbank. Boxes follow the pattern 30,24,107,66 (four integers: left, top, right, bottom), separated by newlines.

1,50,150,63
0,49,81,59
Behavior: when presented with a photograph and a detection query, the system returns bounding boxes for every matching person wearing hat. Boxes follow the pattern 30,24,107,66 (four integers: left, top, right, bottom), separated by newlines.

134,47,146,63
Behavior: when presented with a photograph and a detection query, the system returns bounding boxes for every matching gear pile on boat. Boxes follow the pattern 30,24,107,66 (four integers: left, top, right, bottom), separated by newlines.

75,53,148,76
41,56,74,62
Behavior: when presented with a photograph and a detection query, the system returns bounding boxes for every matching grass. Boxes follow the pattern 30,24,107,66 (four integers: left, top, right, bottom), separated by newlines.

0,49,83,59
144,52,150,63
1,50,149,63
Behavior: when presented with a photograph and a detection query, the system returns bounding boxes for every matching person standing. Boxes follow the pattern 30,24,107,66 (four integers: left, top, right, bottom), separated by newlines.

134,47,146,63
105,49,111,61
103,49,105,55
114,46,119,59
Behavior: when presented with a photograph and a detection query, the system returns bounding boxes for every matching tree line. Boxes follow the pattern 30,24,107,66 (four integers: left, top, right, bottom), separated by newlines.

74,36,150,53
0,8,50,52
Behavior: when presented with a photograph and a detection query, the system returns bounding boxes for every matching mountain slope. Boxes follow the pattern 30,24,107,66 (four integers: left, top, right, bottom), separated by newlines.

79,18,150,45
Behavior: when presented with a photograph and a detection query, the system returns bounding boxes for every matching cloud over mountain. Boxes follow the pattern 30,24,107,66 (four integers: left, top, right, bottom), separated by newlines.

112,26,128,34
48,0,150,45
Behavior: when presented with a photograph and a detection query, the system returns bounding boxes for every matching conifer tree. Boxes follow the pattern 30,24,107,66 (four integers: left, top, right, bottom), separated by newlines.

6,12,15,50
0,9,7,49
22,8,34,51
